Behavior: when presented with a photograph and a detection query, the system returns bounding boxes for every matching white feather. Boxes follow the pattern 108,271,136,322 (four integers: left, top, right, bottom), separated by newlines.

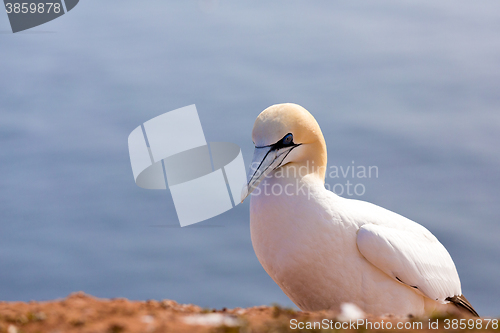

250,174,461,315
356,212,461,303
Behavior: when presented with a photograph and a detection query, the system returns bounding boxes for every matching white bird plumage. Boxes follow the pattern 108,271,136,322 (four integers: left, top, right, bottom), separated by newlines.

242,103,477,317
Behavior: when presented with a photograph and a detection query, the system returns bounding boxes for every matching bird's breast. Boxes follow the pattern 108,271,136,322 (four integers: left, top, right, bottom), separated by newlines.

249,175,362,310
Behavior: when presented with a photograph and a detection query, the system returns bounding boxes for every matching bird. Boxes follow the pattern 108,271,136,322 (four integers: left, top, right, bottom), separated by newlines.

241,103,478,317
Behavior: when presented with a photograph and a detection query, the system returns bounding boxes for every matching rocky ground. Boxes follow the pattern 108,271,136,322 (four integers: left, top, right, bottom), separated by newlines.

0,292,496,333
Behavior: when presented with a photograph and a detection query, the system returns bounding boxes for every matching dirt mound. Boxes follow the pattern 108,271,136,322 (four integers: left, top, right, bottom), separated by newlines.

0,292,493,333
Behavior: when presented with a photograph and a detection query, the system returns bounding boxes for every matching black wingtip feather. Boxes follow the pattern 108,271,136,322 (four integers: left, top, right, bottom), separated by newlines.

446,295,479,317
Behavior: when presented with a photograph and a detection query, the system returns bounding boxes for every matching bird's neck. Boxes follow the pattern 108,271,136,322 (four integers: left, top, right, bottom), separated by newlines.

279,141,327,182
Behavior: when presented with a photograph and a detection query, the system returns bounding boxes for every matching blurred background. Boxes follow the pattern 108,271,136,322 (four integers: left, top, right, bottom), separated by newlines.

1,0,499,316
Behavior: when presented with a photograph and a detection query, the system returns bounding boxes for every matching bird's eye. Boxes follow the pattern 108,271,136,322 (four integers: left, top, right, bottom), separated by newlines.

283,133,293,145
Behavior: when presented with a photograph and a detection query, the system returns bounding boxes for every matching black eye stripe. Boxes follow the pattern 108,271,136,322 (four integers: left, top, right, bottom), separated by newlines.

255,133,297,149
273,133,295,149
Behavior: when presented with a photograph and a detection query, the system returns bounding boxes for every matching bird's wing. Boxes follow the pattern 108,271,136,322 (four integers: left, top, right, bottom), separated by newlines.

356,223,461,303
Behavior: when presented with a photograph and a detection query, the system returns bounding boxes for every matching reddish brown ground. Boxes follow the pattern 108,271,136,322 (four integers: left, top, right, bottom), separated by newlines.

0,292,496,333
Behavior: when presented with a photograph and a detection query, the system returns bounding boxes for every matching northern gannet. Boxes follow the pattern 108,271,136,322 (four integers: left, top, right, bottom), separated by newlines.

241,103,478,317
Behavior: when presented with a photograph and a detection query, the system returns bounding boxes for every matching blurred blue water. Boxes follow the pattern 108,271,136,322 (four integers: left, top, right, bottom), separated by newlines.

0,0,499,316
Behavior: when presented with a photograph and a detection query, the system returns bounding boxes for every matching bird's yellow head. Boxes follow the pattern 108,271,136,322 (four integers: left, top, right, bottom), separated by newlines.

241,103,327,202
